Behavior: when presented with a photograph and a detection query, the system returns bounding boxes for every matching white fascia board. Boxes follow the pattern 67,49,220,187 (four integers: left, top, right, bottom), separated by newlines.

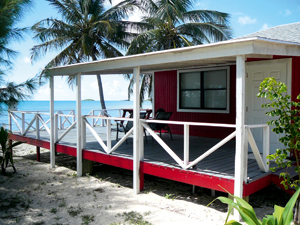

252,40,300,56
48,40,256,76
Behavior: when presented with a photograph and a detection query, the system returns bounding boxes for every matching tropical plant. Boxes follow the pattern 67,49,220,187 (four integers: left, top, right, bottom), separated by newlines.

126,0,232,105
0,0,39,112
210,187,300,225
257,77,300,223
0,127,25,174
31,0,144,110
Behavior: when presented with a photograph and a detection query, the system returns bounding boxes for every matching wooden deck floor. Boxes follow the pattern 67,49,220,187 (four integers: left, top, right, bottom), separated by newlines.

13,126,270,184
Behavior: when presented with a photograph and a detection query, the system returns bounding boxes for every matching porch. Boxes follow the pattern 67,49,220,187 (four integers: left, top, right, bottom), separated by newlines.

8,109,272,197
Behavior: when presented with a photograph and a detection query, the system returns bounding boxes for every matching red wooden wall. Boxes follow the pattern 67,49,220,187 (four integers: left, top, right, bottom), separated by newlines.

154,57,300,139
154,66,236,139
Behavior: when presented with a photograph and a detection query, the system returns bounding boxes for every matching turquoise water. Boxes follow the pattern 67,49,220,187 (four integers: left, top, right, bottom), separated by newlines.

1,100,152,131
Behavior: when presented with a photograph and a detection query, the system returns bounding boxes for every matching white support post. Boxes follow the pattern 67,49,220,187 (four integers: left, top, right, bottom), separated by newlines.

184,124,189,167
36,114,40,139
76,73,82,177
133,66,141,194
243,127,249,182
234,55,246,218
50,76,55,168
263,126,270,171
151,72,155,117
107,119,111,152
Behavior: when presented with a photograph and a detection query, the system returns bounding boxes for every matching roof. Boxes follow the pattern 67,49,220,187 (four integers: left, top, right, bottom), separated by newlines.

235,22,300,44
48,23,300,76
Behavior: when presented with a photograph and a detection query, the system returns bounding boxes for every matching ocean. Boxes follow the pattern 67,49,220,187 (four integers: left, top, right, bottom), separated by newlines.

0,100,152,131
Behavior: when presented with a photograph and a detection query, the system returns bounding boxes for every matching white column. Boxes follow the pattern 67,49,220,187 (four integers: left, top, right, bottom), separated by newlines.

133,66,141,194
50,75,55,168
234,55,246,216
76,73,82,176
151,72,155,117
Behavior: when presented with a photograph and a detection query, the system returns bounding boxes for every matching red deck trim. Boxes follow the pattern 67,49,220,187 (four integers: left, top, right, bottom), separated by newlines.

10,134,50,149
10,134,273,196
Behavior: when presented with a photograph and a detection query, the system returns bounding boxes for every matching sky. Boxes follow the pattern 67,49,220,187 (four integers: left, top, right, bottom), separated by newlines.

7,0,300,101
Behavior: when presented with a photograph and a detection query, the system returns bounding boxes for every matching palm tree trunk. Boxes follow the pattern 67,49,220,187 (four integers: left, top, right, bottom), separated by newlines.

96,74,106,110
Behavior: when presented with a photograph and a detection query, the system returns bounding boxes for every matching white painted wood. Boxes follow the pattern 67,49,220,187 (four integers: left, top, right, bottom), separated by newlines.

8,112,12,131
49,76,55,168
187,131,237,169
143,123,185,168
106,119,111,152
76,73,82,176
133,66,140,194
243,127,249,183
54,114,58,142
246,58,291,154
85,119,108,152
57,122,77,143
37,115,51,135
234,55,246,219
10,113,22,133
82,119,86,149
139,123,144,160
151,72,155,119
247,128,267,172
263,126,270,171
184,124,189,167
109,128,133,154
23,115,37,135
21,113,25,135
36,114,39,139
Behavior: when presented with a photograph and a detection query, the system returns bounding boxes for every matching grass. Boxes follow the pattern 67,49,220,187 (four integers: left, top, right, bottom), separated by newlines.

67,205,83,217
112,211,152,225
81,214,95,225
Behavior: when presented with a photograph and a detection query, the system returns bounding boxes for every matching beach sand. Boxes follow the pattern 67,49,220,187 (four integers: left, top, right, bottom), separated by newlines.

0,144,290,225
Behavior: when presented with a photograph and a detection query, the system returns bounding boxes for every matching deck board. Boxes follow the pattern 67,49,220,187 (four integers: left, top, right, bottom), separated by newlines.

13,126,270,183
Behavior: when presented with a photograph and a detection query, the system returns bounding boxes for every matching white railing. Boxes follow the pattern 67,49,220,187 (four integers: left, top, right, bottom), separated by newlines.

142,119,237,170
8,110,76,143
82,115,132,154
244,124,270,176
87,109,122,127
80,115,270,176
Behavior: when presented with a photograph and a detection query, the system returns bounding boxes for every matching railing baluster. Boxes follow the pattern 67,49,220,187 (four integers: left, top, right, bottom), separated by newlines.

263,126,270,171
107,119,111,152
8,111,12,131
82,118,86,149
54,114,58,142
36,114,40,139
21,113,25,135
184,124,189,167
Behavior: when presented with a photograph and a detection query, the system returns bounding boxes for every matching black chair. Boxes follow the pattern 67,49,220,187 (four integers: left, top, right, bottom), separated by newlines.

116,112,147,143
149,112,173,140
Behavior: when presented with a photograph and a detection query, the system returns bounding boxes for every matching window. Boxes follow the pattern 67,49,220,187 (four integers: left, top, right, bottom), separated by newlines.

177,67,230,113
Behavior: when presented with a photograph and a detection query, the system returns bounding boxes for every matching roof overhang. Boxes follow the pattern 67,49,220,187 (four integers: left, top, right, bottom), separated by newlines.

48,37,300,76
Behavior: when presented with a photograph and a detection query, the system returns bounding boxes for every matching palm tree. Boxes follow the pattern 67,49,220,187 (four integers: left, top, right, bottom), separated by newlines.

31,0,144,110
126,0,232,105
0,0,38,113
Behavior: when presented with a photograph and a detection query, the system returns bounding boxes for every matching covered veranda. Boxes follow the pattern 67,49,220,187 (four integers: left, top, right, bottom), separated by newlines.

9,36,300,202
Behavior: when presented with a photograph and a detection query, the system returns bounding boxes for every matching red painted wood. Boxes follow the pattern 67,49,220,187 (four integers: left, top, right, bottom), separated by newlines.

142,162,235,194
9,134,50,149
56,144,77,156
154,67,236,139
82,150,133,170
243,176,272,197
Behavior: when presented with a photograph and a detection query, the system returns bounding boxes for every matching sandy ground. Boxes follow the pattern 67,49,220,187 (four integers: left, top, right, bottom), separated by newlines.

0,144,291,225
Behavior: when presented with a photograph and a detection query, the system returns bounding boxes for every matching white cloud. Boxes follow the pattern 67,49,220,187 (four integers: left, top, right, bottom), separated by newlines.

237,16,257,25
285,9,292,16
24,57,31,63
261,24,269,30
195,2,208,9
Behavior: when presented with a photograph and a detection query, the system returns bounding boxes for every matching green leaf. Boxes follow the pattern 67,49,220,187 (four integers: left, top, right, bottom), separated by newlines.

273,205,284,223
281,187,300,225
226,220,243,225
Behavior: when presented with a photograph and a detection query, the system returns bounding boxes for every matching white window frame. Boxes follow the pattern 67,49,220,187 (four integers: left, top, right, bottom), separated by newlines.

177,66,230,114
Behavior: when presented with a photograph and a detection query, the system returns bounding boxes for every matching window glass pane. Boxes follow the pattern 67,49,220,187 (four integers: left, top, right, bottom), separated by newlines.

204,90,227,108
180,72,200,89
181,91,201,108
204,70,227,89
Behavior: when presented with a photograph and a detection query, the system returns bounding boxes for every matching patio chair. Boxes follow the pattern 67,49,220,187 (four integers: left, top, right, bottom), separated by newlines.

149,112,173,140
116,112,147,143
